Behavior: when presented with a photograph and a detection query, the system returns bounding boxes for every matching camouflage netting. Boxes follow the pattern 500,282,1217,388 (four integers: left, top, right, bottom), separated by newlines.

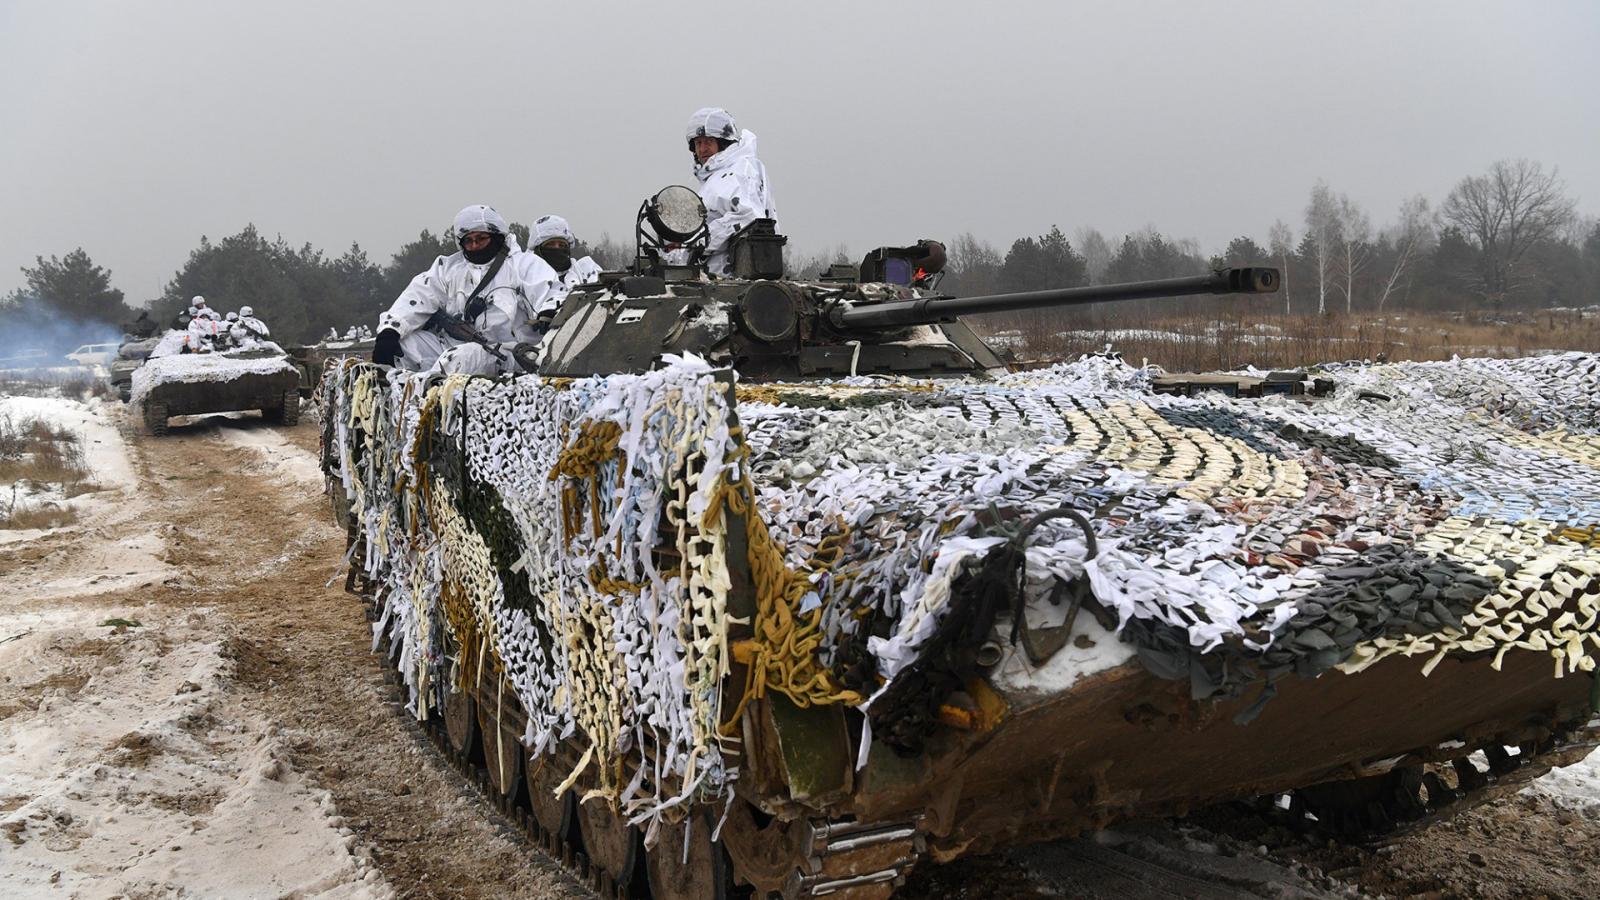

321,351,1600,823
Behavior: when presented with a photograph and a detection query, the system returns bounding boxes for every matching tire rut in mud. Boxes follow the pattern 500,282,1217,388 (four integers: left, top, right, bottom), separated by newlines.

129,416,586,899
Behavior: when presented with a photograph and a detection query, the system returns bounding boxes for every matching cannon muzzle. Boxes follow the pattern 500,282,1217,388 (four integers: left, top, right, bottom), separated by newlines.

829,267,1279,330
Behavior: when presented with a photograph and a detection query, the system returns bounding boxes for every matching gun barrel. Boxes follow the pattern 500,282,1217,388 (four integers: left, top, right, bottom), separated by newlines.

830,267,1279,330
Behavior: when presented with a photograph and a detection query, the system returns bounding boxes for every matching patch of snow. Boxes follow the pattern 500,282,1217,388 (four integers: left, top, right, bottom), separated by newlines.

991,614,1137,696
214,420,324,488
1525,746,1600,816
0,604,389,898
147,329,190,359
0,394,139,539
0,366,97,383
889,325,960,348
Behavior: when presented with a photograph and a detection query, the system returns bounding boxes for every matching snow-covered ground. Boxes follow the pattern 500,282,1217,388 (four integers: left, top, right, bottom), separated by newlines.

1526,737,1600,815
0,387,390,899
0,394,133,543
215,419,323,485
0,604,386,899
0,365,105,382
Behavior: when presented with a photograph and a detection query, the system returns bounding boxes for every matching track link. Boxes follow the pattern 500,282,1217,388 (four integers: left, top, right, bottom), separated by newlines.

363,600,620,900
1261,727,1600,844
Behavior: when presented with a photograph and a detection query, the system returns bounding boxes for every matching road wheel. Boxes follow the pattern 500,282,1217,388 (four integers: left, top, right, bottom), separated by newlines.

647,810,738,900
442,680,480,764
526,753,577,843
476,686,522,800
578,795,642,890
144,401,169,436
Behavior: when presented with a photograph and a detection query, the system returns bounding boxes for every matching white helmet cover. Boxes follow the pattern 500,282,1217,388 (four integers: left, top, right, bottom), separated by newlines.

533,215,576,247
226,311,239,321
239,305,254,317
453,205,508,240
685,107,739,148
191,295,206,307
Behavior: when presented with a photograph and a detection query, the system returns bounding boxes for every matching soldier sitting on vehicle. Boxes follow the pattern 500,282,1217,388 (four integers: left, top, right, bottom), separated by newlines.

528,215,603,320
184,309,218,353
216,311,242,349
372,204,558,376
235,306,270,342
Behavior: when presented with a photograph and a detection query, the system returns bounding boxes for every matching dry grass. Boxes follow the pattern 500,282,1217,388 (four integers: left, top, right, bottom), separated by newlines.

0,411,96,529
0,370,113,400
976,307,1600,372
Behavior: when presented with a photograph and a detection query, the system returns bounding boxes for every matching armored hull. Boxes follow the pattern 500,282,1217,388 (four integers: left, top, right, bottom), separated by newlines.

285,337,375,398
133,344,301,434
321,321,1600,898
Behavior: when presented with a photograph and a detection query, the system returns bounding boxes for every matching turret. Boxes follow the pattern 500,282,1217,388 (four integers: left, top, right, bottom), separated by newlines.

537,187,1281,381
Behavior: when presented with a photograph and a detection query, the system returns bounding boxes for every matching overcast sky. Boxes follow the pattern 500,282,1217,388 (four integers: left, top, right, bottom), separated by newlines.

2,0,1597,304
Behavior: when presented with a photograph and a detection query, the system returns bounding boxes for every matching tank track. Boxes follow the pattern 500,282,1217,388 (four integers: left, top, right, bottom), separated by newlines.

1260,724,1600,842
349,566,926,900
362,595,628,900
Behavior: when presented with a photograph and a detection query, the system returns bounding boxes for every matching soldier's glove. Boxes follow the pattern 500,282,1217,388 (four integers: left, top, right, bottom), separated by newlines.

372,329,403,367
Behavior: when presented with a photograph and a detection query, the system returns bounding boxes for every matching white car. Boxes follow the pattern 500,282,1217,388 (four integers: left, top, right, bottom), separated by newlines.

66,342,121,367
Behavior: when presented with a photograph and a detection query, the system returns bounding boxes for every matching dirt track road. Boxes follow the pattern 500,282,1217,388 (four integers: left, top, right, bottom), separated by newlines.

4,406,1599,899
2,411,583,899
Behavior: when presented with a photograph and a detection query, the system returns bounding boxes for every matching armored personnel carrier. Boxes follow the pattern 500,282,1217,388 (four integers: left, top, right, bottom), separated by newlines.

321,188,1600,899
133,338,301,435
285,334,376,398
110,335,161,402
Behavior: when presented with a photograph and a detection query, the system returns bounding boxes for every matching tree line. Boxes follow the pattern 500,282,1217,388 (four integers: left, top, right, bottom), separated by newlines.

4,157,1597,348
925,159,1599,322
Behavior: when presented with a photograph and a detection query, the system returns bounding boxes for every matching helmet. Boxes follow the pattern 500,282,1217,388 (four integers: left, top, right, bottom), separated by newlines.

187,306,198,316
685,107,739,149
226,311,239,321
453,205,508,241
533,215,576,248
204,309,220,320
239,305,254,317
191,295,206,307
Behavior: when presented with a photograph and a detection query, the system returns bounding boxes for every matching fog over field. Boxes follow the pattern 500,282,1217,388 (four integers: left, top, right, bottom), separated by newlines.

2,0,1597,302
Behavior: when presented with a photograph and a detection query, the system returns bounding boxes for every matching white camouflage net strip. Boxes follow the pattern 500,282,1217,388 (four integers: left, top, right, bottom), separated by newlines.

321,350,1600,810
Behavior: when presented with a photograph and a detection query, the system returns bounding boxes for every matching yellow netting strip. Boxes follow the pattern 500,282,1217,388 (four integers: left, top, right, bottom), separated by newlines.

706,428,863,735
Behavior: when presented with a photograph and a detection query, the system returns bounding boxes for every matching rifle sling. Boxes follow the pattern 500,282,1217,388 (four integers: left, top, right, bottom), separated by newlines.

461,249,509,323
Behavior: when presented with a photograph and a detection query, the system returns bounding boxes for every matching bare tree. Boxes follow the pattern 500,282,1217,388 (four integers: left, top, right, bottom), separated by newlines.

1375,195,1433,311
1073,227,1113,285
1439,158,1576,309
946,232,1002,296
1267,220,1294,315
787,243,853,280
1304,181,1341,315
1336,194,1371,313
588,232,632,270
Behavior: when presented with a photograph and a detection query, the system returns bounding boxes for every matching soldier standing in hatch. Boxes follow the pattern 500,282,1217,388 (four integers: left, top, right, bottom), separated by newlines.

684,107,778,277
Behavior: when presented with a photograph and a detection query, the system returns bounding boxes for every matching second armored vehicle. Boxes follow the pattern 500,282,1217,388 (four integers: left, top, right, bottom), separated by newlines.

133,340,301,435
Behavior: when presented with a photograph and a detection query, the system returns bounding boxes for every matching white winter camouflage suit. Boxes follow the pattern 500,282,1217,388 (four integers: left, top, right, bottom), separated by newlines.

377,207,559,375
530,214,602,314
687,109,777,276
